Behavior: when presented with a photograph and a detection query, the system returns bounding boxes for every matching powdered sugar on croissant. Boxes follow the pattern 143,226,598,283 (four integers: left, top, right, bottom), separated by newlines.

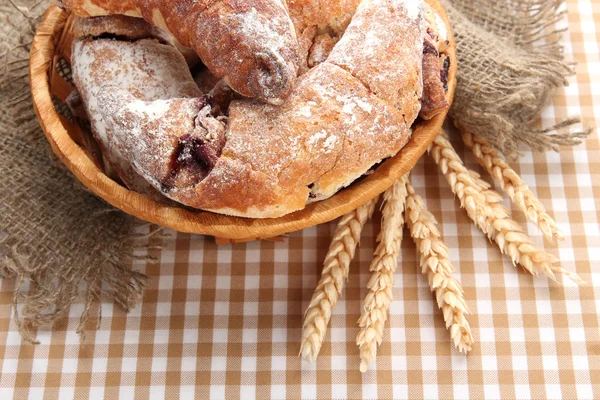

328,0,425,125
70,17,201,199
57,0,300,105
96,92,227,192
90,0,427,218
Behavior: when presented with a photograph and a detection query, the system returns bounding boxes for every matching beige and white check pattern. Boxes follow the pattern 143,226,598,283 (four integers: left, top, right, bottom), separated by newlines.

1,0,599,398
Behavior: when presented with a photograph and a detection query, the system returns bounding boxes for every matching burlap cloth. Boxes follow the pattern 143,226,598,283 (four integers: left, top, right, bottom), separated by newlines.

0,0,590,341
0,1,151,342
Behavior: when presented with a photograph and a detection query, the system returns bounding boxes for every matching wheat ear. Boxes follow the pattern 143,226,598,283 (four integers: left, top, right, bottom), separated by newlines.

300,197,379,362
429,131,584,285
405,181,473,352
462,130,563,242
356,176,409,372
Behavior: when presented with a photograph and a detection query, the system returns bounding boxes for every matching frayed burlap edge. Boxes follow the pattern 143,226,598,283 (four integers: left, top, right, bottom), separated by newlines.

0,0,163,344
0,227,162,343
444,0,594,158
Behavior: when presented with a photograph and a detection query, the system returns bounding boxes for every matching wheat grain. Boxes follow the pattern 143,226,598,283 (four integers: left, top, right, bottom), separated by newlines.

300,197,379,362
405,181,473,352
356,176,408,372
429,131,584,285
462,130,563,242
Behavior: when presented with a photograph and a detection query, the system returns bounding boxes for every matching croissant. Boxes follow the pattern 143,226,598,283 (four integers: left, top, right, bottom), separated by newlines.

292,0,450,120
56,0,300,104
70,16,202,199
86,0,428,218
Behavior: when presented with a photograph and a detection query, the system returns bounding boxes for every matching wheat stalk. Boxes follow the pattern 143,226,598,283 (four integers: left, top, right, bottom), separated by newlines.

429,130,584,285
462,130,563,242
405,181,473,352
300,196,379,362
356,175,409,373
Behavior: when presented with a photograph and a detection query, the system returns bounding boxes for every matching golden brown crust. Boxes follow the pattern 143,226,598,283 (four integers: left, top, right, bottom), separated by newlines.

420,49,449,120
72,14,201,66
70,0,435,218
70,26,201,200
420,3,450,120
327,0,425,125
216,62,408,212
98,62,408,217
180,0,299,104
59,0,300,104
96,91,225,189
285,0,362,36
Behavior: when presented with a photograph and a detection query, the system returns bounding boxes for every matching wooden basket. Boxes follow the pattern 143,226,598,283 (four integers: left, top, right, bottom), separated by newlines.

29,2,456,242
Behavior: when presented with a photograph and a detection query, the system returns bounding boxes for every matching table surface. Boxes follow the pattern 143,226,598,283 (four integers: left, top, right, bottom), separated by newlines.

1,1,600,399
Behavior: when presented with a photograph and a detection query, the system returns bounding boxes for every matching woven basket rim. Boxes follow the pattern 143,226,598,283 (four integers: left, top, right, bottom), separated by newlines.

29,1,456,241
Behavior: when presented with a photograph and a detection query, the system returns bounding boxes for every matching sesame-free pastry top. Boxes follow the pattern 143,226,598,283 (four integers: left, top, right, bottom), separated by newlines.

66,0,451,218
57,0,300,104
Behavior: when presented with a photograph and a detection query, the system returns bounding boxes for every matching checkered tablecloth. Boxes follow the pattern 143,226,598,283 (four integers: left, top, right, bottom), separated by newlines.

1,0,599,398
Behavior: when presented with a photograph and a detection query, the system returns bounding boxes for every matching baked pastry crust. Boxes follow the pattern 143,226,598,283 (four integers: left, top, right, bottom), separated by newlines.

327,0,425,125
72,14,200,66
89,0,423,218
71,17,201,199
69,0,452,218
420,3,451,120
57,0,300,104
286,0,362,36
